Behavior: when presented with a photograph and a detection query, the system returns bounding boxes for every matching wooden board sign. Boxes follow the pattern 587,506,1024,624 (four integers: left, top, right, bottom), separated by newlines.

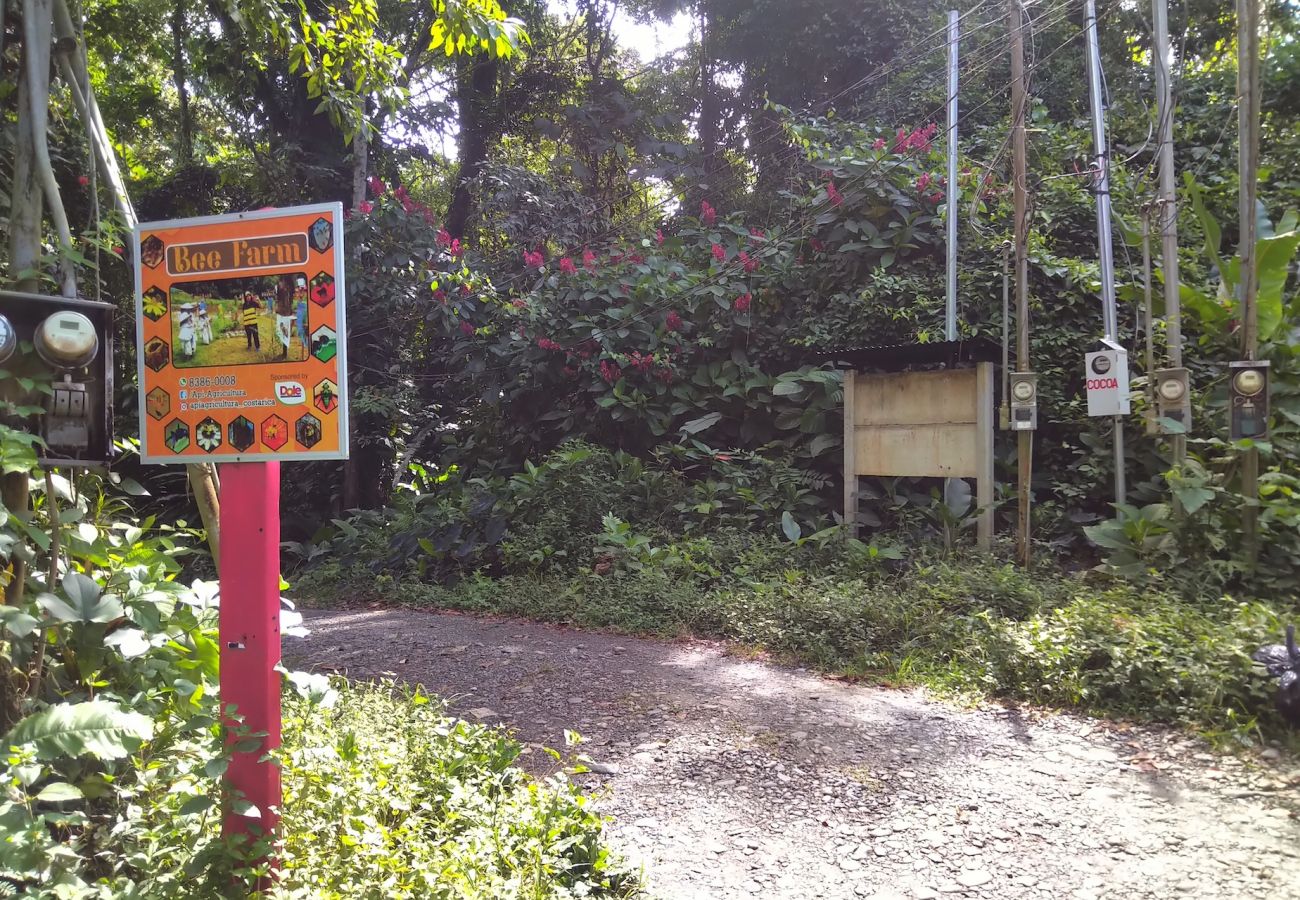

133,204,348,463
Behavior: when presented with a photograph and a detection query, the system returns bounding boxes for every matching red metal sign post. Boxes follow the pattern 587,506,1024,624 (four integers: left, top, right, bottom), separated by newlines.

218,461,282,852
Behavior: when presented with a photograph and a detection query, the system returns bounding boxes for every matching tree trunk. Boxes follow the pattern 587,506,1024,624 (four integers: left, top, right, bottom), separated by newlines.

445,54,499,239
689,1,720,212
351,122,368,208
172,0,193,162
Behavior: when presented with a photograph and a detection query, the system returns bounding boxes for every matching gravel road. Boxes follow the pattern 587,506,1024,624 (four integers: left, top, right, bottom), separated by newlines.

287,607,1299,900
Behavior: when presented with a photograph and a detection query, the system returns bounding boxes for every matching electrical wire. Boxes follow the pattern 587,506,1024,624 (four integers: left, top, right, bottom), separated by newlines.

351,16,1108,385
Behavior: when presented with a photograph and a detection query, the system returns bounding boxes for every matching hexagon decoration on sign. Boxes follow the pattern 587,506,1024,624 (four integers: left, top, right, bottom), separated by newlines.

309,272,335,307
163,419,190,453
140,234,165,269
310,325,337,362
143,337,170,372
260,414,289,451
313,378,338,413
195,417,223,452
145,387,171,421
307,217,333,253
295,413,322,448
228,416,255,452
142,287,168,321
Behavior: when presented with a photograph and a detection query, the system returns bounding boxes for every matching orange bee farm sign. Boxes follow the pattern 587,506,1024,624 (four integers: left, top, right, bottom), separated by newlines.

134,204,348,463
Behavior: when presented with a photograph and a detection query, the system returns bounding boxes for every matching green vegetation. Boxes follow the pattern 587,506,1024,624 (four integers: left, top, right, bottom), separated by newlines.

0,432,629,898
293,443,1300,745
278,680,635,899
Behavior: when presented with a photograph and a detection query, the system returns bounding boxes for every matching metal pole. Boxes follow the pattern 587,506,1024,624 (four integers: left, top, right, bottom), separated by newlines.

1141,208,1155,406
1153,0,1185,463
1001,241,1012,428
946,9,960,342
1238,0,1261,560
1010,0,1032,566
1084,0,1126,505
943,9,963,516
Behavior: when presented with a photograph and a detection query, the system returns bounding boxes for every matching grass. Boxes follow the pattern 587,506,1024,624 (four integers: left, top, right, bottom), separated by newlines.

273,678,639,899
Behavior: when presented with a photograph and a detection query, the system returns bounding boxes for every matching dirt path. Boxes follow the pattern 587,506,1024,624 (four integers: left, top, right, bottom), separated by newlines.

287,608,1299,900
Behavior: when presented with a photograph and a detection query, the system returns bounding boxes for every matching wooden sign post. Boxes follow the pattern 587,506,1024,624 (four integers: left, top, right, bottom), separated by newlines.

133,203,348,856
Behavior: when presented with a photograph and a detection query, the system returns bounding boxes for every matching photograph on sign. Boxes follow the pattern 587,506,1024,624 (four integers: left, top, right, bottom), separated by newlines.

134,204,348,463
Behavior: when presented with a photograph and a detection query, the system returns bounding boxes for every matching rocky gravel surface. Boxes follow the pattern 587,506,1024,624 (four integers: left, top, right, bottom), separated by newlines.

288,607,1300,900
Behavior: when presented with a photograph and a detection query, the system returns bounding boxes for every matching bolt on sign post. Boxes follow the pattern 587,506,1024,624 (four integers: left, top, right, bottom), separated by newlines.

133,203,348,857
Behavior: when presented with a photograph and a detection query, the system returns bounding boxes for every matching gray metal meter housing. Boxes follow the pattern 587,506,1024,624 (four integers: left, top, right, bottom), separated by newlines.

0,290,115,467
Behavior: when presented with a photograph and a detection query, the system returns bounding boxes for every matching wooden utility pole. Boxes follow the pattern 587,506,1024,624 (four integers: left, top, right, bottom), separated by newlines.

1238,0,1261,558
1153,0,1185,463
1010,0,1032,566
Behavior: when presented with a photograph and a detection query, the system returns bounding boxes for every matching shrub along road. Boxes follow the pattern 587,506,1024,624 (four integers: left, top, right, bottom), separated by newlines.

288,608,1298,900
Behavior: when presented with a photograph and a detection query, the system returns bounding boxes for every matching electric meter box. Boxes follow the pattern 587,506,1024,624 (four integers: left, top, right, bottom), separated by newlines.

0,290,115,467
1153,366,1191,434
1228,360,1269,440
1085,341,1131,417
1008,371,1039,431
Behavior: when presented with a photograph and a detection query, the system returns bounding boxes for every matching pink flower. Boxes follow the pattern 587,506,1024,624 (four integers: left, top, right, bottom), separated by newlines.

436,229,452,246
112,245,124,256
78,175,90,187
449,238,463,258
559,256,577,275
537,337,563,351
582,248,597,269
600,359,622,382
523,249,544,268
827,181,843,207
872,138,887,150
368,176,386,196
734,293,752,312
433,289,447,303
749,228,765,240
894,127,909,152
666,311,683,332
358,200,373,214
930,191,944,204
739,251,758,273
656,228,665,245
711,243,726,262
459,320,473,335
700,200,717,226
916,172,932,192
512,298,526,308
627,252,646,265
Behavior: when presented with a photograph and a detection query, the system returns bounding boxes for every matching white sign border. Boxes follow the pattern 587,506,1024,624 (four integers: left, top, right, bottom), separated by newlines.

134,202,349,464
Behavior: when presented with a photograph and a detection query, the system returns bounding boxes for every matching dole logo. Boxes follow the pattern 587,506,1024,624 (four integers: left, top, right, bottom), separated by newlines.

275,381,306,404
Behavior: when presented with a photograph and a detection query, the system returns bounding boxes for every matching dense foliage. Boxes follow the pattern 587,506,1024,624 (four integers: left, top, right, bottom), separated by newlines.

0,435,628,896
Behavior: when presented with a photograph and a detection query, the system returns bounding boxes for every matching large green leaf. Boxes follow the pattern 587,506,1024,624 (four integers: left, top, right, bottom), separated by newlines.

1255,229,1300,341
37,589,123,624
4,700,154,761
1183,173,1223,277
679,412,722,435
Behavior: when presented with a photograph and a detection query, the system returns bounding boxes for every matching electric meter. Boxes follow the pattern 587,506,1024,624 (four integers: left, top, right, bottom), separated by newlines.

0,315,17,366
1228,360,1269,440
35,311,99,370
1009,371,1038,431
0,290,114,466
1152,367,1191,434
